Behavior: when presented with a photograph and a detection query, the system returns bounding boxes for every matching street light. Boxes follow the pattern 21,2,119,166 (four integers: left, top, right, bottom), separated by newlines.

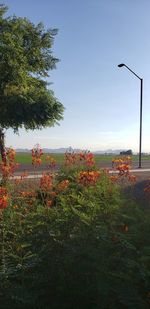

118,63,143,168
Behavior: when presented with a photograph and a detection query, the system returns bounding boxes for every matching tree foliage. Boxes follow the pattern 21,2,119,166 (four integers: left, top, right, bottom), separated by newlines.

0,4,64,158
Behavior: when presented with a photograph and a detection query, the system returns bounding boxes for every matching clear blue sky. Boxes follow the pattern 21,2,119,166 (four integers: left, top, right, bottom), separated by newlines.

3,0,150,152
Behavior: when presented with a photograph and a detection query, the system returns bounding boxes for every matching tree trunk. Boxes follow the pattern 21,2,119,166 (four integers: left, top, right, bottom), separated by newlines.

0,129,6,165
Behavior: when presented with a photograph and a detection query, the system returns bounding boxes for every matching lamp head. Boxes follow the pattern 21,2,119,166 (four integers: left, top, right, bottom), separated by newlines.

118,63,125,68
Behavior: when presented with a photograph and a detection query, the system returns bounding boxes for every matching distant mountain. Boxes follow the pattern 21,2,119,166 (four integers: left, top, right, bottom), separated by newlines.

15,147,85,153
16,148,31,153
42,147,84,153
15,147,127,154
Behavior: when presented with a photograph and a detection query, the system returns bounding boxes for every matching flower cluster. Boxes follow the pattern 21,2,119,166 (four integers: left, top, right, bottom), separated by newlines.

31,144,43,167
112,156,132,176
65,151,78,166
109,175,118,183
6,148,16,162
46,155,56,169
21,190,36,198
39,173,53,191
85,153,95,167
0,148,19,179
20,190,36,206
78,171,100,186
45,179,69,207
57,180,69,191
39,174,69,207
65,150,95,167
111,156,136,183
0,187,9,209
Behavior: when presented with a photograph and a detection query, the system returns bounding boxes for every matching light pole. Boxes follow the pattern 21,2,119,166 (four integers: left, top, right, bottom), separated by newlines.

118,63,143,168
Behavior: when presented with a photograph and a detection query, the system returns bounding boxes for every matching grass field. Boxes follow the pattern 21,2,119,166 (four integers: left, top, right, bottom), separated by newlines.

15,153,65,164
11,153,150,164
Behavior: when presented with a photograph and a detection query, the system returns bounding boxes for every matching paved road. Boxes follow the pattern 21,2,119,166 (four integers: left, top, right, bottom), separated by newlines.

3,168,150,180
1,160,150,180
8,159,150,175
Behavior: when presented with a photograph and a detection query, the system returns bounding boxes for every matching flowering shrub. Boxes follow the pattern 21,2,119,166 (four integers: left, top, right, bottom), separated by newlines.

31,144,43,167
111,156,136,183
0,146,150,309
64,150,95,167
39,173,53,191
0,147,19,181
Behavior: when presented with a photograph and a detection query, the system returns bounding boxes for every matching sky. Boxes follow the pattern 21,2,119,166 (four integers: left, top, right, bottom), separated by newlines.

2,0,150,152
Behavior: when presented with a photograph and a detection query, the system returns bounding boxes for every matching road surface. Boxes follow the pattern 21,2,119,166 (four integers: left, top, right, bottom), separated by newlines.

11,160,150,174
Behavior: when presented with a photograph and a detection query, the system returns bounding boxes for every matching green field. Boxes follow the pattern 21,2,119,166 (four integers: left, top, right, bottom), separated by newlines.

15,153,65,164
0,152,149,165
10,153,150,164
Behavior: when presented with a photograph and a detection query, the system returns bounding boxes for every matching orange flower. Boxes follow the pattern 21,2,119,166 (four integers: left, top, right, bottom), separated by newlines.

6,148,16,162
31,144,43,167
57,180,70,191
32,157,42,166
111,156,136,184
0,186,8,209
21,190,36,198
112,156,132,172
0,147,19,179
78,170,100,186
110,175,118,183
0,193,9,209
39,174,53,191
64,150,95,167
46,155,56,168
117,164,130,173
65,151,78,166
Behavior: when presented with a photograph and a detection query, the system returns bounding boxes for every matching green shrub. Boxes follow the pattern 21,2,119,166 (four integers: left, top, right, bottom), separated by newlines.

0,167,150,308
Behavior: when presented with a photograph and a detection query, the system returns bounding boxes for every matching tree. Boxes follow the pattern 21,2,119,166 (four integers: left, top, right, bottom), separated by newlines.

0,5,64,163
120,150,133,156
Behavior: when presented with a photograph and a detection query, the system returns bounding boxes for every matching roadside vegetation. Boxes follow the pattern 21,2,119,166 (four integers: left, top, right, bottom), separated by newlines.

0,145,150,309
